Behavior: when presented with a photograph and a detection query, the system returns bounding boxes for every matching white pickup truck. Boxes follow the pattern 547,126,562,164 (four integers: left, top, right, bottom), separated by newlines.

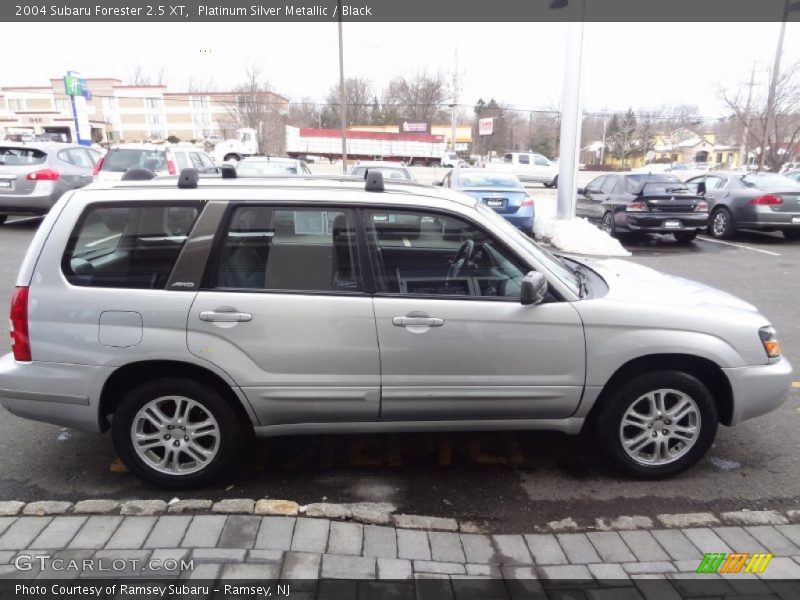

488,152,559,187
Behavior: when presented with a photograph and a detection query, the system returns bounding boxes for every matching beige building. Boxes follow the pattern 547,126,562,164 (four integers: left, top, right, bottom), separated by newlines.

0,77,288,143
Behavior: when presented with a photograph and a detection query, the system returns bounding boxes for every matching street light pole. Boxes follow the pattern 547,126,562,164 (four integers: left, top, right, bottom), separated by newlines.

337,0,348,174
555,0,585,220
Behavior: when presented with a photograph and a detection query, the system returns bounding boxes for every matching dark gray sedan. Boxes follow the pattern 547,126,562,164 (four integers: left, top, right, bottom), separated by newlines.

0,142,101,225
576,173,709,243
686,171,800,240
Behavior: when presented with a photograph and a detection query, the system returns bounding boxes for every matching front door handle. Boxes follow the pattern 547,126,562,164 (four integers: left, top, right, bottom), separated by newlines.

392,316,444,327
200,311,253,322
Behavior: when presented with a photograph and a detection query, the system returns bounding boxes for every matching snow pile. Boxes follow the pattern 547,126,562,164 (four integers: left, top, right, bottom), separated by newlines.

534,196,631,257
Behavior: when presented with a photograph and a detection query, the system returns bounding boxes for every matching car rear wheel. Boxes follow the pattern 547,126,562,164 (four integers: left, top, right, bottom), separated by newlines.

709,208,735,239
673,231,698,244
595,370,718,479
602,211,616,236
783,230,800,241
0,216,6,226
112,377,244,488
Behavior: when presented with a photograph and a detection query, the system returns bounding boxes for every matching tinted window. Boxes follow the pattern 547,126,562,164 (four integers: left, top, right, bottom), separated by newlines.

102,149,167,172
624,173,679,193
365,208,528,299
0,147,46,165
216,207,360,292
586,176,605,192
63,203,202,289
518,154,530,164
601,177,619,194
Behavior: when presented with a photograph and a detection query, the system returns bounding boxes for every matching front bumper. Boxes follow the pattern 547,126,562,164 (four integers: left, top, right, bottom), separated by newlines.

0,353,110,432
625,212,709,233
502,214,535,234
723,355,793,426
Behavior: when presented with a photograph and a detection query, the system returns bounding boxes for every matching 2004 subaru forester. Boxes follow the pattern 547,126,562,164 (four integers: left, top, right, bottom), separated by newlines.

0,169,792,488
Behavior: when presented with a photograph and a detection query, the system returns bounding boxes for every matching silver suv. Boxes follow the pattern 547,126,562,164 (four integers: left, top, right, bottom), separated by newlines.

0,170,792,488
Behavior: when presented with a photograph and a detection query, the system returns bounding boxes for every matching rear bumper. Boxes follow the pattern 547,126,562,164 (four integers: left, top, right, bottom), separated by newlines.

502,214,535,233
625,212,708,232
738,210,800,230
0,353,109,432
0,187,61,215
723,355,793,426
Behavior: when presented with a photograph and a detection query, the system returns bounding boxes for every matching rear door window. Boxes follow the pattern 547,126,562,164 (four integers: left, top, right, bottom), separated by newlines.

518,154,530,165
62,202,203,289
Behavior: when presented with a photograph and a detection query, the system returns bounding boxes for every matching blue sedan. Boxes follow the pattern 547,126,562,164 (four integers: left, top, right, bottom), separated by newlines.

439,169,534,234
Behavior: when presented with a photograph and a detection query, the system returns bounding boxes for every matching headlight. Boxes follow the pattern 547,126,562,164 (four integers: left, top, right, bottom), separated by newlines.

759,326,781,358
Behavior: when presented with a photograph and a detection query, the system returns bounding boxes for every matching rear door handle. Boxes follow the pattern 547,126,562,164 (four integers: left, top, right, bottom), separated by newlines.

199,311,253,322
392,316,444,327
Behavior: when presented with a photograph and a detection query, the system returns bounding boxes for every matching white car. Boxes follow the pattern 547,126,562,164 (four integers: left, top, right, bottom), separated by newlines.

94,144,217,182
348,161,414,181
487,152,559,187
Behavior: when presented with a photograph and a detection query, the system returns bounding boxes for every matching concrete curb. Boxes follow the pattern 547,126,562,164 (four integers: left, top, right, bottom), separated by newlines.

1,499,798,533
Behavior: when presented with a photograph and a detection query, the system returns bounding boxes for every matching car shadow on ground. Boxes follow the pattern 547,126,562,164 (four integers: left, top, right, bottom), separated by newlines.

1,217,44,230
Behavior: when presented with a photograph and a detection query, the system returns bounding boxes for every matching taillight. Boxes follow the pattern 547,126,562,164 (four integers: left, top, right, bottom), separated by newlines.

627,200,647,211
521,197,534,207
694,200,709,212
9,286,31,362
749,195,782,205
25,169,59,181
92,156,104,176
167,159,177,175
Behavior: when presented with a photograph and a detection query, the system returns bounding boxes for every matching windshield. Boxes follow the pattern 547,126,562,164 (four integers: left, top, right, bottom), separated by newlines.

103,149,166,173
352,167,410,180
458,173,522,188
475,203,580,296
740,173,800,190
237,161,299,176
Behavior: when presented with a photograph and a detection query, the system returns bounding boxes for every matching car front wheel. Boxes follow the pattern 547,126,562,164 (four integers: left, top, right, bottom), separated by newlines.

595,371,718,479
0,215,6,226
602,211,616,236
112,377,244,488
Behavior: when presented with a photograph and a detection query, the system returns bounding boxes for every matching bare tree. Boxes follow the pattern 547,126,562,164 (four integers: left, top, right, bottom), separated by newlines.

383,70,450,123
128,65,168,86
719,62,800,170
321,77,374,127
607,109,638,168
222,63,285,154
288,98,322,128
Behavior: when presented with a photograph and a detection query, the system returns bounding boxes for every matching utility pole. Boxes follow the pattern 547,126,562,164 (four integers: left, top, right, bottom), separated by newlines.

599,115,607,166
739,63,756,170
337,0,348,173
759,0,789,172
450,49,458,152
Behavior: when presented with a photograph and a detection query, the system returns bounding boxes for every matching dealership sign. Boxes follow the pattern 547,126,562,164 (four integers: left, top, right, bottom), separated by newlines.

64,71,92,146
478,117,494,136
400,121,429,133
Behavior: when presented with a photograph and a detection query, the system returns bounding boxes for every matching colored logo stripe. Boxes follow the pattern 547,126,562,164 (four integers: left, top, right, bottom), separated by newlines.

697,552,773,574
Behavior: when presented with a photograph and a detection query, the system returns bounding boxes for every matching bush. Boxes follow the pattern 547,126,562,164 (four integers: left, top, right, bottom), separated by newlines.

166,135,180,144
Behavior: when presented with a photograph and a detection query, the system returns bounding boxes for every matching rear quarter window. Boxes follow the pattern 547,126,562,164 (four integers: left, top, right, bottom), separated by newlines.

62,202,203,289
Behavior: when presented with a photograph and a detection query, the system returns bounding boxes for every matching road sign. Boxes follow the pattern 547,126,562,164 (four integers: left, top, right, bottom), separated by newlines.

478,118,494,136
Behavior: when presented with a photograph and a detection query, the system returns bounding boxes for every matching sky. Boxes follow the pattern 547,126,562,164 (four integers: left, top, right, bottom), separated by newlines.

2,21,800,117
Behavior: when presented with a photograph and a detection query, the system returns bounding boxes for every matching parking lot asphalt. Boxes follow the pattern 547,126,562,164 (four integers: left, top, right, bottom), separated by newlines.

0,182,798,534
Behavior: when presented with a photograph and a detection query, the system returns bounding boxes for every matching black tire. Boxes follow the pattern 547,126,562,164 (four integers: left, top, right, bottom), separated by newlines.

601,211,616,236
709,207,735,239
0,215,6,226
223,154,241,163
552,175,558,189
783,230,800,241
673,230,698,244
594,370,718,479
112,377,245,489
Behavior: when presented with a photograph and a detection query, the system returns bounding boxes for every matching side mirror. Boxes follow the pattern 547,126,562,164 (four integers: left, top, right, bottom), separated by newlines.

576,187,585,195
520,271,548,306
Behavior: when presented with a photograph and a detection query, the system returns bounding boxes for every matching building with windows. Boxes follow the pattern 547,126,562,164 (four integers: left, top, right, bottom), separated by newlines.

0,77,288,144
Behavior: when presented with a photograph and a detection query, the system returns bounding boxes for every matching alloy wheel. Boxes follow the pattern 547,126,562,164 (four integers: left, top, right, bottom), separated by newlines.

131,395,221,475
619,388,701,466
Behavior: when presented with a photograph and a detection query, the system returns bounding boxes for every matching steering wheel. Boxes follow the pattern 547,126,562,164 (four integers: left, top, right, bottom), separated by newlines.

446,239,475,282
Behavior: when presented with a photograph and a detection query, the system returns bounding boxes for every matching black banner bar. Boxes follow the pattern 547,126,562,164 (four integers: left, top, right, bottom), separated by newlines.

2,0,800,22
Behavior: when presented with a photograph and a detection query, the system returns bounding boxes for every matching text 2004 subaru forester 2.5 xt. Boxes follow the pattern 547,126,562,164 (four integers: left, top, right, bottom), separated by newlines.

0,169,793,488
